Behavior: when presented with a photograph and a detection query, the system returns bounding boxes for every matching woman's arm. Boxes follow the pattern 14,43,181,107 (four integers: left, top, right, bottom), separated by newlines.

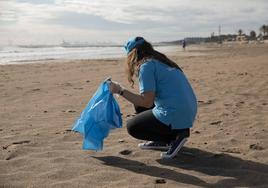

109,81,154,108
122,89,155,108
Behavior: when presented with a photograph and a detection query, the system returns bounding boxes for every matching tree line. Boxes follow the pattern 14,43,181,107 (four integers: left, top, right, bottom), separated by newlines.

238,24,268,39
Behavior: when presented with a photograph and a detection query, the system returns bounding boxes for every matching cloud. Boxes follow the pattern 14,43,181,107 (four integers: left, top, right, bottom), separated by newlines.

53,0,215,24
15,0,55,4
53,0,268,25
0,0,268,45
0,10,17,22
0,1,59,23
2,0,268,27
0,1,17,22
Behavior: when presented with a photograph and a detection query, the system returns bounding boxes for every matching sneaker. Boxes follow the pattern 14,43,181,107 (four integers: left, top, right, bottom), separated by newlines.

160,137,187,159
138,141,170,150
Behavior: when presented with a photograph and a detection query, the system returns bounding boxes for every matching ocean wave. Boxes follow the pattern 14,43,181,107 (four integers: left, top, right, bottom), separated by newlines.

0,45,177,65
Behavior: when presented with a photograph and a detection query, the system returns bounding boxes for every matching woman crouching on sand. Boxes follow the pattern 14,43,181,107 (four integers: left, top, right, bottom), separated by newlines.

109,37,197,159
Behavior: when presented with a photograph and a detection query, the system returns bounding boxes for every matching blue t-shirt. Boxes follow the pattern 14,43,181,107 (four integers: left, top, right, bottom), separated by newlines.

139,59,197,129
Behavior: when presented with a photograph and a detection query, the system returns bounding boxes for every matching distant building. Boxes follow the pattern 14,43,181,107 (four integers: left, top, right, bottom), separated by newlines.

236,34,248,42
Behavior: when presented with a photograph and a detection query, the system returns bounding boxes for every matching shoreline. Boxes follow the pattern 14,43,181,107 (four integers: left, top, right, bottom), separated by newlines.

2,43,268,66
0,44,178,66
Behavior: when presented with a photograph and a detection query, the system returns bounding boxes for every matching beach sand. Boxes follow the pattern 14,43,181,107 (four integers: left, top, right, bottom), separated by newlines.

1,44,268,187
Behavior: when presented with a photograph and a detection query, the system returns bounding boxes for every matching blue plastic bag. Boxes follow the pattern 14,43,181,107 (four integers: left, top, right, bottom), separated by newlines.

72,79,122,151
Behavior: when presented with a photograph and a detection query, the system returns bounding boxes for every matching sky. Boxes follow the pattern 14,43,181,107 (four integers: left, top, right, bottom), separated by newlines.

0,0,267,45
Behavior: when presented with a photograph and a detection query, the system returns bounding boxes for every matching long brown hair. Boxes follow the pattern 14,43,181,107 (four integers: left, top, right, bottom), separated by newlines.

126,39,182,87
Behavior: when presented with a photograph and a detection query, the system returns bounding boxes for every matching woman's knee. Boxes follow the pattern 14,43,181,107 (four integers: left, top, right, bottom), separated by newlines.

126,119,137,137
126,110,153,139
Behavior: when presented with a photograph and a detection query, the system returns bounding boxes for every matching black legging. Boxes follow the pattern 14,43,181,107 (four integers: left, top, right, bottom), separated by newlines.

127,105,190,143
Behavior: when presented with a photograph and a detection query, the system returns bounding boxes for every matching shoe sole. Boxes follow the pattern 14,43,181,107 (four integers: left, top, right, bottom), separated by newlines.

138,143,170,150
160,138,187,159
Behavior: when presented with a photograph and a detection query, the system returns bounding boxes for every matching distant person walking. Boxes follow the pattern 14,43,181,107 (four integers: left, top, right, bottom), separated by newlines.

182,40,186,51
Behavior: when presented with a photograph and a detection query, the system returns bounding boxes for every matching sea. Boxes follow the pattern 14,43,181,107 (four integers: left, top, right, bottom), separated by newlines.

0,45,179,65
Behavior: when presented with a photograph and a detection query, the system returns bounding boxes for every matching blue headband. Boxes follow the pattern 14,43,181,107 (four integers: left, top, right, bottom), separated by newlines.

124,37,145,54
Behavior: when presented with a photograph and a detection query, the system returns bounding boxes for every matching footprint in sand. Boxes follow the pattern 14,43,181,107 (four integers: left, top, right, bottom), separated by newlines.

249,144,264,150
62,82,72,87
62,109,76,113
221,148,241,154
32,88,41,91
235,101,245,107
12,140,31,145
155,179,166,184
3,140,31,150
63,129,72,134
24,88,41,95
210,121,222,125
119,149,132,155
238,72,248,76
67,109,76,113
118,139,125,143
216,71,226,75
198,100,213,106
5,151,19,160
56,129,73,135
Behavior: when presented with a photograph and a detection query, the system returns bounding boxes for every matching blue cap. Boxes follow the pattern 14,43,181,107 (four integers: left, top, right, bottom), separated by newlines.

124,37,145,54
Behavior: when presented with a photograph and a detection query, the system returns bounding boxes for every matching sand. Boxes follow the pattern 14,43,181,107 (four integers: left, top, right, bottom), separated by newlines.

0,44,268,187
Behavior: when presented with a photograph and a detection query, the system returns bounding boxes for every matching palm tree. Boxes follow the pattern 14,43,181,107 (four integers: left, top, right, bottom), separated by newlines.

260,25,267,36
238,29,243,36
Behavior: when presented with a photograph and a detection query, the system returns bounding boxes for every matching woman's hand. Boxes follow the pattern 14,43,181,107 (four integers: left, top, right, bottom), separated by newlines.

109,81,122,94
108,80,155,108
